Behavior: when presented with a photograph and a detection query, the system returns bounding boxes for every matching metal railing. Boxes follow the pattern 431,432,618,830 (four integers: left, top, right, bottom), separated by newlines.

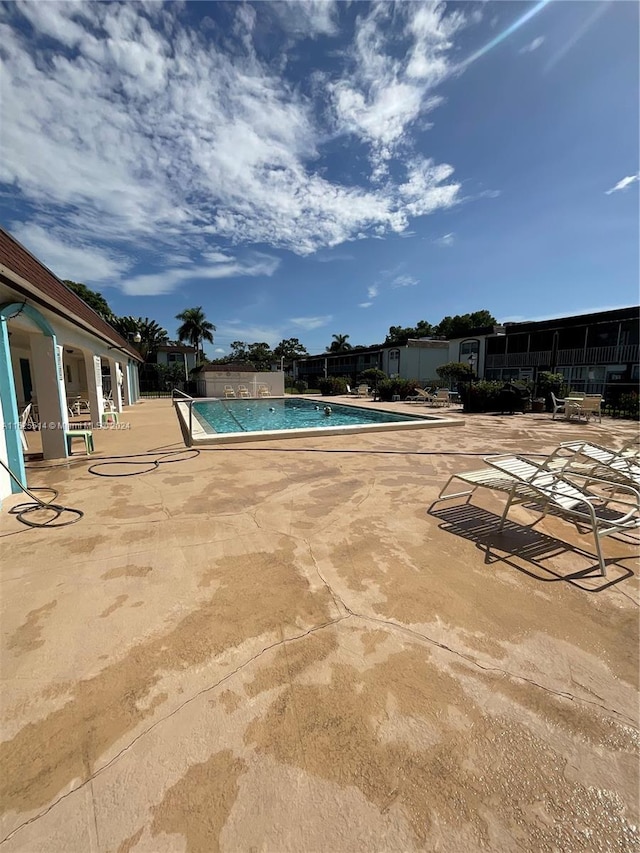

171,388,195,446
486,343,639,370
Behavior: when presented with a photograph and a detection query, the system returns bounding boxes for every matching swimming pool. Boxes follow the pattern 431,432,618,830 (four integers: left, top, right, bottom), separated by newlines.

176,396,460,444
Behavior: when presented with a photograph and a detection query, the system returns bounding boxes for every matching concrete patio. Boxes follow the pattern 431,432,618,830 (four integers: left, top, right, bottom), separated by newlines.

1,398,638,852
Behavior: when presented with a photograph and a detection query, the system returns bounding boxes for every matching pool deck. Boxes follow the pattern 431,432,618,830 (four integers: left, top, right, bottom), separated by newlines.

1,397,638,852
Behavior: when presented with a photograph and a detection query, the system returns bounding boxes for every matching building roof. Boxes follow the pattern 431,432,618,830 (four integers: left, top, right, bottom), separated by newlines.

199,361,258,372
157,344,196,353
0,228,142,361
502,306,639,335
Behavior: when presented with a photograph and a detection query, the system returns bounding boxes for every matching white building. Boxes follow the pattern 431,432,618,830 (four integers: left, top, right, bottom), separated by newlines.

0,228,142,506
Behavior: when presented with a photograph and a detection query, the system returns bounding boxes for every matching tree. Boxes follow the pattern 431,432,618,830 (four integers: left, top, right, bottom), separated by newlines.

326,333,352,353
246,342,274,371
436,362,474,385
228,341,251,362
109,316,169,361
384,320,433,345
358,368,387,389
273,338,308,363
64,280,113,319
434,310,496,339
175,307,216,362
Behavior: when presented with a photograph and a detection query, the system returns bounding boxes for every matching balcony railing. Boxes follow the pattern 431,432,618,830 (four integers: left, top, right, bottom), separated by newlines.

557,344,639,365
486,344,638,370
485,351,551,368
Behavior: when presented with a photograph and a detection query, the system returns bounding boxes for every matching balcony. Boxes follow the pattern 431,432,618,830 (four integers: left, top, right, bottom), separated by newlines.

485,344,638,371
485,351,551,369
557,344,639,365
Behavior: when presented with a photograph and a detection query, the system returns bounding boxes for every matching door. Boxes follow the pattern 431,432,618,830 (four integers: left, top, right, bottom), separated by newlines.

20,358,32,403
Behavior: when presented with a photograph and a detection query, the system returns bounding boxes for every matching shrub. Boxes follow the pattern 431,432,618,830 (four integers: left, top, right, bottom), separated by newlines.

535,372,567,411
377,378,420,401
436,362,474,384
318,376,348,396
458,380,503,412
294,379,308,393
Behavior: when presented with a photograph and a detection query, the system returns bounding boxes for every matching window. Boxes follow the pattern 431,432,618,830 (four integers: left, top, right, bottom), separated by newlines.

167,352,182,363
65,364,72,383
459,339,479,360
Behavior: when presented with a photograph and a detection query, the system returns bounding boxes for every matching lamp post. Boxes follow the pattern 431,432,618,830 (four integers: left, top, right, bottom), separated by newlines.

466,353,477,412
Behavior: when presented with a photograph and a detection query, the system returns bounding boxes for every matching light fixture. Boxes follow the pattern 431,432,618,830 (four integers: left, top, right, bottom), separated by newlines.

133,331,142,343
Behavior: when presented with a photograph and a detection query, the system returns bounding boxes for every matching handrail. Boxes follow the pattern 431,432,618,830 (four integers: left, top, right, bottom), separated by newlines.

171,387,193,401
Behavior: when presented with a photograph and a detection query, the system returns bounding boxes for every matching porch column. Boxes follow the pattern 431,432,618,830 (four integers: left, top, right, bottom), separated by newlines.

84,352,104,426
106,357,124,413
0,320,26,493
121,360,132,406
30,335,68,459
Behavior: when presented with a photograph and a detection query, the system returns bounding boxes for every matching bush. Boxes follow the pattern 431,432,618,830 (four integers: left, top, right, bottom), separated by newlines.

436,362,474,384
377,378,421,401
318,376,348,396
457,380,501,412
459,380,532,413
535,372,567,411
294,379,308,393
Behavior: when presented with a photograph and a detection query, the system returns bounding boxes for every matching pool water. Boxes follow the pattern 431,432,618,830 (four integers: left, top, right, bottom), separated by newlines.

193,397,432,434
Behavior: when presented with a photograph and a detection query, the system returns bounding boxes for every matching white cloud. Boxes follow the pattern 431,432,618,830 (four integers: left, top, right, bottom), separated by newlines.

367,284,379,298
9,222,128,284
269,0,338,37
519,36,545,54
391,275,418,288
605,174,640,195
358,302,373,309
215,323,283,348
435,232,455,247
289,315,333,331
119,253,280,296
330,3,466,176
1,1,467,270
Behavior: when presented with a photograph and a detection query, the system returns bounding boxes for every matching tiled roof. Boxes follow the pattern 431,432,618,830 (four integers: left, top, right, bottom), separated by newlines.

0,228,142,361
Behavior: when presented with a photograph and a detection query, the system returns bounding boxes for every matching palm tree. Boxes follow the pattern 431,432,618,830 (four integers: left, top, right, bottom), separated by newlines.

109,315,169,360
175,307,216,363
326,333,352,353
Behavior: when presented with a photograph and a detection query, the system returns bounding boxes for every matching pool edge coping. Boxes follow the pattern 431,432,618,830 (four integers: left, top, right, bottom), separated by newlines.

175,397,464,445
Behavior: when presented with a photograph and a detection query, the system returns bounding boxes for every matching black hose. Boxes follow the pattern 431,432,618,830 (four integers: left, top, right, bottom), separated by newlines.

87,448,200,477
0,459,83,528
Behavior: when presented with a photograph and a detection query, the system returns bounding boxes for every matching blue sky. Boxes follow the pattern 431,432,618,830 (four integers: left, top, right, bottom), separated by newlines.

1,1,638,358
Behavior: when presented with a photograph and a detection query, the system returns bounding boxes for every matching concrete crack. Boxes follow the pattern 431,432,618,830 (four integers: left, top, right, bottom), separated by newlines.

350,612,638,728
0,614,350,847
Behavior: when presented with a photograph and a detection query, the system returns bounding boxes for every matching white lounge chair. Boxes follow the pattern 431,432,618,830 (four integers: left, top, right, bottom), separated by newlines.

257,384,271,397
223,385,236,398
545,440,640,491
405,388,435,404
237,385,251,398
437,454,640,576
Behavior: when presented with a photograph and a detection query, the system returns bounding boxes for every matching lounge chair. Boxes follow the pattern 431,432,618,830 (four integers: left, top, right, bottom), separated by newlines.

437,454,640,576
257,384,271,397
237,385,251,398
355,385,369,397
405,388,435,404
433,389,450,407
223,385,236,398
545,440,640,491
